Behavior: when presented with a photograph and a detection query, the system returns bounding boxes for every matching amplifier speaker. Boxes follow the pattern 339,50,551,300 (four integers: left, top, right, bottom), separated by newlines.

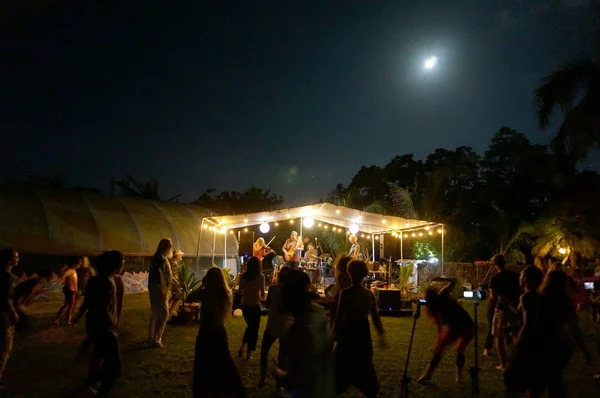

375,289,403,311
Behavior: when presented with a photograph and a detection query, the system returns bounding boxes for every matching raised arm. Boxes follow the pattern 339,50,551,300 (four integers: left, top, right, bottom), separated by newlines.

439,277,458,297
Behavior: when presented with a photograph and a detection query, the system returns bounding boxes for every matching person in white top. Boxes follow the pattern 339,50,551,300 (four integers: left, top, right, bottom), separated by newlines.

348,235,362,259
259,266,292,388
54,257,80,326
237,256,266,361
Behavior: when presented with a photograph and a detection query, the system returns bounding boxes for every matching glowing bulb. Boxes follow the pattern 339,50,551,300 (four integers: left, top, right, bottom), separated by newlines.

259,222,270,233
405,223,410,227
275,222,279,226
375,236,379,240
428,231,433,235
324,225,329,229
425,226,430,230
424,56,438,69
412,233,416,237
361,234,365,238
335,209,340,214
244,228,248,232
558,247,567,255
203,224,208,229
269,216,274,220
382,219,387,224
303,217,315,228
349,224,359,234
230,231,234,234
318,223,322,227
347,230,351,234
419,232,423,236
244,218,248,223
437,229,442,234
367,235,371,239
286,213,291,218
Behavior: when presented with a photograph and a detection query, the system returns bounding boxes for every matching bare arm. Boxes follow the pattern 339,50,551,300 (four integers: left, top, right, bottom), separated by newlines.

370,292,384,336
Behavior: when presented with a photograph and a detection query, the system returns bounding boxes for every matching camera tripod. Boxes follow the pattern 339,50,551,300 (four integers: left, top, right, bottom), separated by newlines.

469,301,481,397
399,301,421,398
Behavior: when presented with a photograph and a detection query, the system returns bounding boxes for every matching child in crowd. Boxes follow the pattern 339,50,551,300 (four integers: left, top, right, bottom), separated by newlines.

54,258,80,326
72,251,125,398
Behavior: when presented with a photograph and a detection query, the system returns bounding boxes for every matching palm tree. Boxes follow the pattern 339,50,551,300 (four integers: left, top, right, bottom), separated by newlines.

110,174,181,202
531,216,598,268
532,39,600,160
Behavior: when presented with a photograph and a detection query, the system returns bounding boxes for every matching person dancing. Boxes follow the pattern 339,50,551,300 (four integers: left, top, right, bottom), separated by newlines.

333,260,385,397
272,270,335,398
54,258,79,326
188,267,246,398
259,266,291,388
72,250,125,398
237,256,266,361
348,234,362,259
417,277,475,384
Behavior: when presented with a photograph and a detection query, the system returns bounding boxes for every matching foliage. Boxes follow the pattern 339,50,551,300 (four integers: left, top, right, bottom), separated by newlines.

111,174,181,202
176,262,202,304
194,186,284,214
533,51,600,160
412,241,436,261
393,264,420,298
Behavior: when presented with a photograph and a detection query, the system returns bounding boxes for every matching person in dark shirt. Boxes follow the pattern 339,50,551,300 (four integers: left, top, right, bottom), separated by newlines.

504,266,550,397
489,254,521,371
0,248,19,390
483,282,495,356
417,278,475,384
72,250,124,398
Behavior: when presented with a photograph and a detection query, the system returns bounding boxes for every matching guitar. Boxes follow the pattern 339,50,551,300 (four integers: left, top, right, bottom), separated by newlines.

283,237,303,262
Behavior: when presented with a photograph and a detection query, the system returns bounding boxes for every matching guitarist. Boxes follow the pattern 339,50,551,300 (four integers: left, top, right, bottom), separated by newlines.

282,231,303,270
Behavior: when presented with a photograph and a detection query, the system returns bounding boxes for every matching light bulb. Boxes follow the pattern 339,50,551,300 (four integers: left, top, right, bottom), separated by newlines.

349,224,359,234
259,222,270,233
303,217,315,228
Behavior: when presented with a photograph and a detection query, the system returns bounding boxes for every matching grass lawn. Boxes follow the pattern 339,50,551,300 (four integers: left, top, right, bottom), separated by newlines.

4,293,600,397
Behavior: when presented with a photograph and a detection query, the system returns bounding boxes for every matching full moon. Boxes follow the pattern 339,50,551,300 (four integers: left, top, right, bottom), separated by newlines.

424,56,438,69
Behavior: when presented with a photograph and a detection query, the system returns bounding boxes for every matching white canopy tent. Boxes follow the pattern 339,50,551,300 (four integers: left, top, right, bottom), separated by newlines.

199,202,446,274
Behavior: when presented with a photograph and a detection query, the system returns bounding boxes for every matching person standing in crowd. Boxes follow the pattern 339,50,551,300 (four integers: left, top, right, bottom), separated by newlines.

168,250,184,314
541,269,592,397
503,266,550,397
483,282,495,357
147,238,173,348
328,256,352,321
188,267,246,398
54,257,79,326
0,248,19,390
333,260,385,398
348,234,362,259
282,231,303,270
259,266,291,388
489,254,521,371
237,256,265,361
272,270,334,398
72,250,125,398
76,256,96,309
417,278,475,384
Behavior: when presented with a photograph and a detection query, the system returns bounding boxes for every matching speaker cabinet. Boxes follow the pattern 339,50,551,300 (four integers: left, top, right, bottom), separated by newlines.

375,288,403,311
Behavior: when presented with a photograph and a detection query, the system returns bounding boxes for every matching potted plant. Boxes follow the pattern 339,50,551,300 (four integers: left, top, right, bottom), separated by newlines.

175,262,202,325
394,264,420,309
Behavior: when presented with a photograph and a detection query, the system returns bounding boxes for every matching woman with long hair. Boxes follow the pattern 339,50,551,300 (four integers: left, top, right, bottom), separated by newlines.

540,270,592,397
272,270,335,398
252,238,274,261
147,238,173,348
237,256,265,361
333,260,385,397
189,267,246,397
329,255,353,322
417,278,475,384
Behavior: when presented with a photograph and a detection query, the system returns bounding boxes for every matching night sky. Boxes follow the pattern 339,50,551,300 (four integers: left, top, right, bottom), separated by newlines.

1,1,597,206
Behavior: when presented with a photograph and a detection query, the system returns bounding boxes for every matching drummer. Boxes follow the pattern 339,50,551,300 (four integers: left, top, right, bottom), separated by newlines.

304,243,318,265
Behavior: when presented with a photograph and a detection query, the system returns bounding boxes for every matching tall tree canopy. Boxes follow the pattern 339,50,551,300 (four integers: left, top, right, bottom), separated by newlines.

194,186,284,215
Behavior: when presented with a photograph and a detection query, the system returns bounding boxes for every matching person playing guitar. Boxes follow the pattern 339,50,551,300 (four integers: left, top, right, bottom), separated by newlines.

282,231,303,270
253,237,274,261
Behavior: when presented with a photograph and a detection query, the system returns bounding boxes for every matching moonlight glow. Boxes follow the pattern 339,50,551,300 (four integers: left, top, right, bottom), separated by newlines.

424,56,438,69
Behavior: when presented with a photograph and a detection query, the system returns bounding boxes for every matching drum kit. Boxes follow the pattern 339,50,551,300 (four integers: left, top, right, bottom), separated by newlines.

271,254,333,287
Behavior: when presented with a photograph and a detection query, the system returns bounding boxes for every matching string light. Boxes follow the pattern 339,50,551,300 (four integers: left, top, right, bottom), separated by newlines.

361,234,365,238
275,222,279,226
428,231,433,235
437,229,442,233
203,224,209,229
324,225,329,229
286,213,291,218
290,220,294,224
375,236,379,240
412,233,416,237
244,218,248,223
419,232,423,236
425,226,430,230
318,223,322,227
230,231,234,234
405,223,410,227
244,228,248,232
367,235,371,239
335,209,340,214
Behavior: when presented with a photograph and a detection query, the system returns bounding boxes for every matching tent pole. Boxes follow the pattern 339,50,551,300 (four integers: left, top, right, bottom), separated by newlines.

224,230,227,268
441,224,445,276
211,229,217,265
400,232,404,264
195,219,205,269
300,217,303,238
371,234,375,262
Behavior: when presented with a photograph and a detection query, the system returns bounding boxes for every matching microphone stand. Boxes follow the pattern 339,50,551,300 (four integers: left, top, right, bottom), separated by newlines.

469,300,481,397
399,301,421,398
